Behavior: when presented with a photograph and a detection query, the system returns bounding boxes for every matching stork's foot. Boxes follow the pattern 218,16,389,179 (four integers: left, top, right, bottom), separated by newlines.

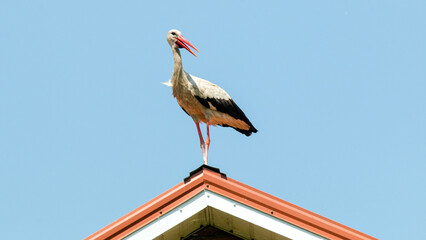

204,140,209,165
203,155,208,165
200,143,207,165
203,150,208,165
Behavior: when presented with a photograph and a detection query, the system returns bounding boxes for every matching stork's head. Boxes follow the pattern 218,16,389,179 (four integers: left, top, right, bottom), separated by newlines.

167,29,199,57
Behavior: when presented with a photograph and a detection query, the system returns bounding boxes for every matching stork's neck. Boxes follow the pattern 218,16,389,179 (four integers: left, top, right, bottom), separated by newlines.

171,46,184,84
172,46,182,66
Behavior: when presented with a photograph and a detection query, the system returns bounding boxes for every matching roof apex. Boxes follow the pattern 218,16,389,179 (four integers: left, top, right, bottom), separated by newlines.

184,164,226,183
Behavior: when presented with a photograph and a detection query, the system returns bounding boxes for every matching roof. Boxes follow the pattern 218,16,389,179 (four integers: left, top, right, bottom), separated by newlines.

85,165,377,240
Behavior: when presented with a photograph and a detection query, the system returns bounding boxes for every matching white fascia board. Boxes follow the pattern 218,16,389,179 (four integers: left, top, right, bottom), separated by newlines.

124,190,327,240
205,190,327,240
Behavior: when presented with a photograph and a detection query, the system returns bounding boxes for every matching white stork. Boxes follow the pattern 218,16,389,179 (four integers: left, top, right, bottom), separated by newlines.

165,29,257,164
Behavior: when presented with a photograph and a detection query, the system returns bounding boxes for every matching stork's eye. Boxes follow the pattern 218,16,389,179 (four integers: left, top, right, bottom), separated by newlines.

171,32,177,36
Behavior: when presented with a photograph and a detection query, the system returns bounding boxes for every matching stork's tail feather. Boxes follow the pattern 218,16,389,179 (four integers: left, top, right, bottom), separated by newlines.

221,124,258,136
162,80,172,87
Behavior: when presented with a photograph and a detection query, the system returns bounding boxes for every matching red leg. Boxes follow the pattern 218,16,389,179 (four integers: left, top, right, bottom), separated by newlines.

205,121,210,165
195,122,206,163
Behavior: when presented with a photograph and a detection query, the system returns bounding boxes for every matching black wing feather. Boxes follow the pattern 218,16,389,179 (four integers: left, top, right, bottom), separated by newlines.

180,107,190,116
195,96,257,136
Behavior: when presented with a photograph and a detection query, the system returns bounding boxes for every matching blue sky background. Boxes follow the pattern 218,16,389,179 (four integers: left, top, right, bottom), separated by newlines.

1,1,425,239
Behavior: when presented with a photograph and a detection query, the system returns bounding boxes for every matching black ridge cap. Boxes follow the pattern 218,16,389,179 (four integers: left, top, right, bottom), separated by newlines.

184,164,227,183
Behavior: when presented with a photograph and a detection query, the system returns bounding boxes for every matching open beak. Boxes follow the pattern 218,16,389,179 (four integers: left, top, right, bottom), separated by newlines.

176,35,199,57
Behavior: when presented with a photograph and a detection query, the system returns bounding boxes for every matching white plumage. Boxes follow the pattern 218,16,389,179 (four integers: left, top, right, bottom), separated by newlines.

165,29,257,164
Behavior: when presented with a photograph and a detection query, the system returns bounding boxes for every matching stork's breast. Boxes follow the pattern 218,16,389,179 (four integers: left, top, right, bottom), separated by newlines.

173,85,205,116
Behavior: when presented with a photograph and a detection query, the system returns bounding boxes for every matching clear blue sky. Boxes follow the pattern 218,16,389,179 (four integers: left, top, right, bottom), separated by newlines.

1,1,425,239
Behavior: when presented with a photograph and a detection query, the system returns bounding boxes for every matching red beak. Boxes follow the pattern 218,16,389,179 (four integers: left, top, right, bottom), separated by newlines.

176,35,199,57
